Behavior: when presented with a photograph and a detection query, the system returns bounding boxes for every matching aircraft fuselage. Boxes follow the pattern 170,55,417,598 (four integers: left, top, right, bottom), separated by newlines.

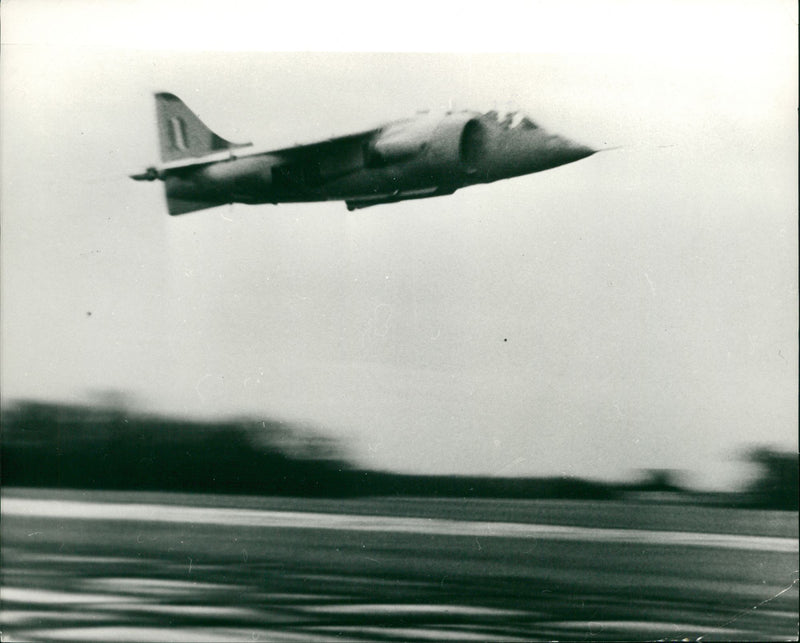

131,94,595,214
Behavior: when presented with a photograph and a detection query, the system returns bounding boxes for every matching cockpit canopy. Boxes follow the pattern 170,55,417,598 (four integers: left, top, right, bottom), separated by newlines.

483,110,539,131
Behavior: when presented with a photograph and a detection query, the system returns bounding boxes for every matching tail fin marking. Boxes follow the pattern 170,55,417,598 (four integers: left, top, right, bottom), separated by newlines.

154,92,251,162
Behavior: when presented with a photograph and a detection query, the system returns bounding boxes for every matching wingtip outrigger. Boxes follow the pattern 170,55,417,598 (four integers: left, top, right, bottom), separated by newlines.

129,166,160,182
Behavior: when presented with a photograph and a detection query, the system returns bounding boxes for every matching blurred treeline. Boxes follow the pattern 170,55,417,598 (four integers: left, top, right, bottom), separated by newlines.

1,399,349,497
2,398,797,509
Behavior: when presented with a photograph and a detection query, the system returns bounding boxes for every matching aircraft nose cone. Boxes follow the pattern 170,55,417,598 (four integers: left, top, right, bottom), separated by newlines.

526,133,596,173
574,143,596,160
554,135,596,162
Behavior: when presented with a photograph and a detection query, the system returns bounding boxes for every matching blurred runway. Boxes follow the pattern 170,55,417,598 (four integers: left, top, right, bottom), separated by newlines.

2,489,798,641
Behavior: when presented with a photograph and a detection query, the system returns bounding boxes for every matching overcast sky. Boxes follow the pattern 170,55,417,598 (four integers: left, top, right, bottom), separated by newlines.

2,1,797,489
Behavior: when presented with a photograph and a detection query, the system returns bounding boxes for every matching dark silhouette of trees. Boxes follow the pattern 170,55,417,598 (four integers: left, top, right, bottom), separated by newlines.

4,397,795,507
1,399,353,496
0,398,622,499
745,447,799,510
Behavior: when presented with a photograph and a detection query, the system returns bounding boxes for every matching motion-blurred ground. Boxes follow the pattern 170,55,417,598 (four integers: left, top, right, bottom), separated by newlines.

2,488,797,642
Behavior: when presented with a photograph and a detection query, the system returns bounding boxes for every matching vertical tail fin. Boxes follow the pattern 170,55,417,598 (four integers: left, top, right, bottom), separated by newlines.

154,92,251,162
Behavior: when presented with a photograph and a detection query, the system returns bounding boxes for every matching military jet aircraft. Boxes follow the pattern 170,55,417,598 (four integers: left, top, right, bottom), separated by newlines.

131,92,596,215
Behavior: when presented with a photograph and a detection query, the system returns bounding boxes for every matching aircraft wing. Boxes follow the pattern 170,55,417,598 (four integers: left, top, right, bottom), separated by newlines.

265,128,380,160
263,127,382,182
134,128,381,183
